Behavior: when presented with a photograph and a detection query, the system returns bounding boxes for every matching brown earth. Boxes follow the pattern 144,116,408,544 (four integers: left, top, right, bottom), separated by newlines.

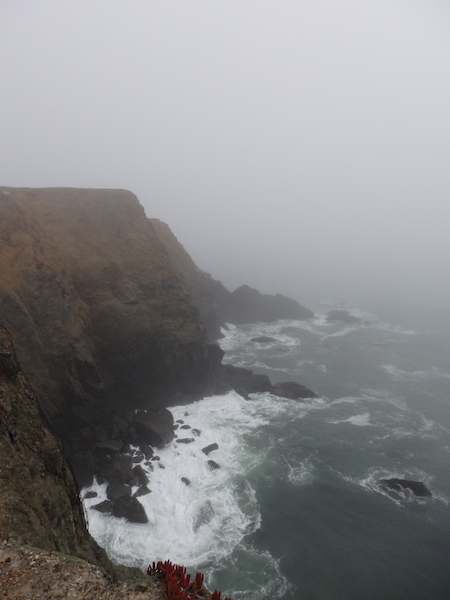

0,542,163,600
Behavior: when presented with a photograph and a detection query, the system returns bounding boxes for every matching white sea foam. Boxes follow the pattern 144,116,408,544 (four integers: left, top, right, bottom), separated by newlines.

328,412,372,427
382,364,450,382
343,467,440,506
83,391,313,576
284,456,315,485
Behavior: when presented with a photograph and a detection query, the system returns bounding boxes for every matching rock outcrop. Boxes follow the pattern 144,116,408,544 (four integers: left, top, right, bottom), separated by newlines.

379,478,432,498
150,219,314,339
326,309,362,324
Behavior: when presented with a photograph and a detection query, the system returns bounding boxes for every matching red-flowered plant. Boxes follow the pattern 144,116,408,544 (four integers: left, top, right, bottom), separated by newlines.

148,560,233,600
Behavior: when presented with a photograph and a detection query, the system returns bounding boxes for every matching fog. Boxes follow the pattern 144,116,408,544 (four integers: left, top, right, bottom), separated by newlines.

2,1,450,306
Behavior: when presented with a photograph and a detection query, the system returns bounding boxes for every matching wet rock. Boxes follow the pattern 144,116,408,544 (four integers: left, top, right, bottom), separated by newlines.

379,478,432,497
326,310,362,324
98,454,134,486
133,485,151,498
207,460,220,471
106,483,131,501
92,500,112,514
131,452,145,463
271,381,317,400
193,500,215,532
181,477,191,486
192,429,201,436
95,440,123,453
250,336,278,343
111,496,148,523
177,438,195,444
202,443,219,455
180,424,191,430
83,491,98,500
128,408,175,448
131,465,149,487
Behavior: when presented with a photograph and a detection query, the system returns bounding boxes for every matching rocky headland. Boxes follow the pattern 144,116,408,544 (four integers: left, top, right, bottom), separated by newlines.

0,186,315,592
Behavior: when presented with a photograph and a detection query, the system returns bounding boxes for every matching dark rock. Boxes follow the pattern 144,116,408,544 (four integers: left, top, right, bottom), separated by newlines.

271,381,318,400
111,496,148,523
220,364,316,400
92,500,113,514
181,477,191,486
250,336,278,343
379,478,432,497
132,465,149,487
176,420,184,424
192,429,201,436
133,485,151,498
207,460,220,471
180,424,191,429
83,491,98,500
131,452,145,463
95,440,123,453
193,500,215,532
225,285,314,325
202,443,219,455
177,438,195,444
106,483,131,501
326,310,362,324
99,454,134,486
128,408,175,448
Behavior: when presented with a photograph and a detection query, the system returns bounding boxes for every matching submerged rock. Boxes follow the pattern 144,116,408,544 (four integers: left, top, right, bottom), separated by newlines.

207,460,220,471
193,500,215,532
250,336,278,343
379,478,432,497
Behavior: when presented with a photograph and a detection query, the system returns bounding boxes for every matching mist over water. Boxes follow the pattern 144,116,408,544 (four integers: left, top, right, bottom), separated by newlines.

84,299,450,600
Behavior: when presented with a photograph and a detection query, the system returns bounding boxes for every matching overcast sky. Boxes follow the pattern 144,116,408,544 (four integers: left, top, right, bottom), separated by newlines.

1,1,450,306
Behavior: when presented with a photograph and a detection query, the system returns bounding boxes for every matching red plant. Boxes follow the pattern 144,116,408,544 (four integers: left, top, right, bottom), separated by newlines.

147,559,233,600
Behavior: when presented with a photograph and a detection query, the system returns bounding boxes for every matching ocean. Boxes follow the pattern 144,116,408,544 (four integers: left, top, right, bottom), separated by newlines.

82,299,450,600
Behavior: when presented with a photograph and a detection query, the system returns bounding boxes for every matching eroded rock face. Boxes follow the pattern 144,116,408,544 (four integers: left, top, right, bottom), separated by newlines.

0,321,110,568
150,220,314,339
0,187,223,486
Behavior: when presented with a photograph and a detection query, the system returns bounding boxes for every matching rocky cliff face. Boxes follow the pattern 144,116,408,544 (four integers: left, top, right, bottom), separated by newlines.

0,187,315,496
0,320,105,563
0,187,222,486
150,219,314,340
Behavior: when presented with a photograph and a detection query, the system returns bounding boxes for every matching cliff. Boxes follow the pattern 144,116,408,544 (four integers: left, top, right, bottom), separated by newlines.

0,187,223,486
151,218,314,340
0,187,315,494
0,320,106,563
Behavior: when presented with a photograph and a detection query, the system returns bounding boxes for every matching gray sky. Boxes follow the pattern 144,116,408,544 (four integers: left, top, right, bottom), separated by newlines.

2,1,450,306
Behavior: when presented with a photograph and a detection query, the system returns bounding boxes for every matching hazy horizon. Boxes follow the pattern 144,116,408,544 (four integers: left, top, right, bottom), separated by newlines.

2,1,450,307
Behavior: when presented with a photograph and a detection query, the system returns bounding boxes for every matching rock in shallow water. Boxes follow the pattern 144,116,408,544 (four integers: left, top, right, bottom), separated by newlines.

379,478,432,497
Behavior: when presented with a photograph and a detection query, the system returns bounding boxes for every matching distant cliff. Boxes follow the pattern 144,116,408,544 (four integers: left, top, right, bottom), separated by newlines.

151,218,314,340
